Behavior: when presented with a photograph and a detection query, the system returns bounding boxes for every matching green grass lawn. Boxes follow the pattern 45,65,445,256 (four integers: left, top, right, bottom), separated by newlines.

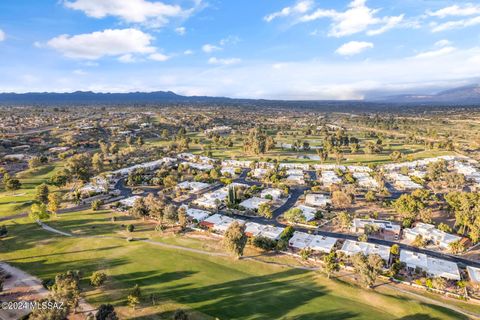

0,162,65,217
0,210,472,320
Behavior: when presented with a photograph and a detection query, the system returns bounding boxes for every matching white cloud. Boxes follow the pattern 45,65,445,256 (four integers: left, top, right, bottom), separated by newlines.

435,39,452,47
208,57,241,65
118,54,137,63
73,69,87,75
264,0,313,22
202,44,222,53
413,46,456,59
149,52,169,61
0,29,5,42
47,28,156,60
431,16,480,32
297,0,405,37
184,49,194,55
428,4,480,18
175,27,186,35
367,14,404,36
63,0,191,28
336,41,373,56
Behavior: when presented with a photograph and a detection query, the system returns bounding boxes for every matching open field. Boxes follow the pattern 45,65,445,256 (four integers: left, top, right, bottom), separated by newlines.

0,210,475,320
0,162,64,217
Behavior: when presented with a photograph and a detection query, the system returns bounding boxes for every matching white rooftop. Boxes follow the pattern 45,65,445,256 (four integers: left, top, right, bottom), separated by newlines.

288,231,337,253
400,250,460,280
340,240,391,262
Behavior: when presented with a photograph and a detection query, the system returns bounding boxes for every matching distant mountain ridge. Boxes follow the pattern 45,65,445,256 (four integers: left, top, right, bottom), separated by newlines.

1,84,480,107
375,84,480,104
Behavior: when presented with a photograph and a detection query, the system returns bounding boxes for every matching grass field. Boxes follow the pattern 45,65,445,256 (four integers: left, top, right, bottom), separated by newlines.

0,210,474,320
0,162,64,217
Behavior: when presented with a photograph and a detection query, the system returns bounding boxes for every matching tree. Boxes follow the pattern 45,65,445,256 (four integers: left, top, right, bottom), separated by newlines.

47,193,61,215
337,211,352,230
35,183,50,204
28,298,69,320
29,203,50,221
66,153,92,182
178,206,187,230
92,199,102,211
0,225,7,237
283,208,306,224
173,309,189,320
390,244,400,256
90,271,107,287
223,221,247,258
351,253,384,288
129,197,148,219
393,194,424,220
258,202,273,219
92,153,104,173
4,176,21,193
127,224,135,232
332,190,353,208
28,156,42,170
323,251,339,278
448,240,465,254
127,284,142,309
52,270,81,312
437,223,452,233
164,204,178,223
412,234,426,248
95,304,118,320
50,169,69,187
365,190,376,202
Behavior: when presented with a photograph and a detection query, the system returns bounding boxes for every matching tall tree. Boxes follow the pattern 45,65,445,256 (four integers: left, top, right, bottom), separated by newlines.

223,221,247,258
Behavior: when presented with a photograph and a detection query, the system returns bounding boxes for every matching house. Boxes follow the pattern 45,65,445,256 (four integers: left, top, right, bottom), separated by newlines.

351,219,401,240
320,170,342,186
285,168,303,176
304,194,331,207
48,146,70,153
260,188,283,200
220,167,236,176
347,165,372,173
193,188,228,209
4,154,26,161
182,162,214,171
111,157,176,177
239,197,270,210
200,214,245,233
288,231,337,253
313,164,345,172
339,240,391,262
403,223,461,249
387,173,423,190
204,126,232,135
221,159,252,168
181,206,211,222
119,196,142,208
177,181,211,193
252,168,268,179
286,174,305,185
279,163,310,170
400,250,460,280
11,145,30,152
244,222,284,240
294,205,318,221
352,172,379,189
467,266,480,284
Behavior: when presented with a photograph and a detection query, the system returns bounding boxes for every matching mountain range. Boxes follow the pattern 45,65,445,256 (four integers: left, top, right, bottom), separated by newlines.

1,84,480,106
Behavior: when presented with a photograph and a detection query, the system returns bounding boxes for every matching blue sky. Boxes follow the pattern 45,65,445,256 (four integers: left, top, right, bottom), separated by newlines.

1,0,480,99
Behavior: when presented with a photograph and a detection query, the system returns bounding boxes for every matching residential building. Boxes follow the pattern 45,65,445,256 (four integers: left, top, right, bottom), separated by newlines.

400,250,460,280
305,194,331,207
403,223,461,249
339,240,391,262
288,231,337,253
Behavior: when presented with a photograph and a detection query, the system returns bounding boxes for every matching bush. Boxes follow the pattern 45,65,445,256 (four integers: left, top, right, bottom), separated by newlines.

90,271,107,287
127,224,135,232
252,236,277,251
